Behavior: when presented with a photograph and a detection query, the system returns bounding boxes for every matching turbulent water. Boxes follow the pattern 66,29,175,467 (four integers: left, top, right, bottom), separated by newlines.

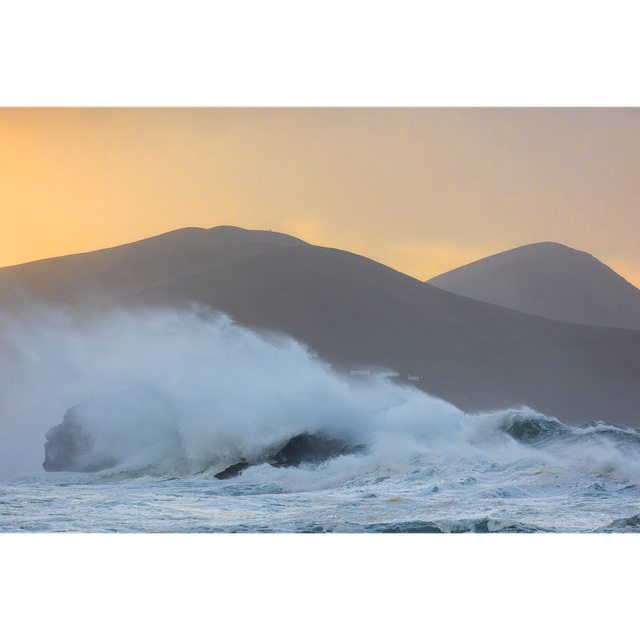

1,305,639,533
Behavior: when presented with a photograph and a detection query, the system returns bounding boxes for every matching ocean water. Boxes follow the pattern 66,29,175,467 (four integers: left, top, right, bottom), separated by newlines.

1,305,639,533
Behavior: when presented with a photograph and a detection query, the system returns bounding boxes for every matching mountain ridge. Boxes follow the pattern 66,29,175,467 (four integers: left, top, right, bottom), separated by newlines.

3,227,640,427
427,241,640,330
0,225,305,307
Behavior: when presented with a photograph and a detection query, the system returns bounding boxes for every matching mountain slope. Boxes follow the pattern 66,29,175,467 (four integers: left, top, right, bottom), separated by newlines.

3,228,640,427
427,242,640,329
127,243,640,427
0,226,305,308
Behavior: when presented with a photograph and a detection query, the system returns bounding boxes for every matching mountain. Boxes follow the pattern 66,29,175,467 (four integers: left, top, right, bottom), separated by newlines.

0,226,305,308
427,242,640,330
126,241,640,428
3,228,640,427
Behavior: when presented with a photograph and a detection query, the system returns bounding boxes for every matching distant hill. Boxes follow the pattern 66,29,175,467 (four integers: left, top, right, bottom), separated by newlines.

3,228,640,427
427,242,640,330
0,226,305,308
127,242,640,428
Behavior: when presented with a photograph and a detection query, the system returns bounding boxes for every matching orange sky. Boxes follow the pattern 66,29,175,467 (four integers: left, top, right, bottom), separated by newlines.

2,108,640,286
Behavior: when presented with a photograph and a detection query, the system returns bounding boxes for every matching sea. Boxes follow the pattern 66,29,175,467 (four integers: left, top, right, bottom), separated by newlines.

1,304,639,534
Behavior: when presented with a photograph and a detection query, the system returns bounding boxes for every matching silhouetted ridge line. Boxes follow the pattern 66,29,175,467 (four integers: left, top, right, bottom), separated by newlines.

428,241,640,330
3,228,640,427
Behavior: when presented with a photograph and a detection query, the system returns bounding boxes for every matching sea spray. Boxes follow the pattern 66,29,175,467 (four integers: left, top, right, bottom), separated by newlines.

3,303,640,533
0,303,465,478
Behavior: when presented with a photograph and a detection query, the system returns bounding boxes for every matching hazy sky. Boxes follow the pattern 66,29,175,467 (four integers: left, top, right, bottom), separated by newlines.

2,108,639,285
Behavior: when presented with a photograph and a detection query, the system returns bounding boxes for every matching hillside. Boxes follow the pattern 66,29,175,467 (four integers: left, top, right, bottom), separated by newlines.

0,226,305,308
127,242,640,427
428,242,640,329
3,228,640,427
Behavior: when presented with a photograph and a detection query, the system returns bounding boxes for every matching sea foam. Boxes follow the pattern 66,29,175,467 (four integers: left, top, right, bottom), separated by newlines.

0,303,464,478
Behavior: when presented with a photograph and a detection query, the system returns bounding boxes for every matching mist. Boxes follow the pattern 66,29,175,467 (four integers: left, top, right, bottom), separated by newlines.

0,303,464,479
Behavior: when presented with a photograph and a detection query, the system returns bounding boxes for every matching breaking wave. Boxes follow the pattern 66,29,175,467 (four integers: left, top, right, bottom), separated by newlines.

2,303,640,497
0,303,463,478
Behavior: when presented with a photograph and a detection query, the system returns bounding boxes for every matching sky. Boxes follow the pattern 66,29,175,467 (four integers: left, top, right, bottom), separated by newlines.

2,107,640,286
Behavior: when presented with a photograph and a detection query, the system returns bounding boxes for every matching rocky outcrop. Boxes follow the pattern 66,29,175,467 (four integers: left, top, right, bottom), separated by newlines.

42,386,182,472
43,389,367,476
43,412,116,472
213,433,367,479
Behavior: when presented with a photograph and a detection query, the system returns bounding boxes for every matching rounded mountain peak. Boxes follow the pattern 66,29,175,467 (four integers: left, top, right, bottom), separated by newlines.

428,242,640,329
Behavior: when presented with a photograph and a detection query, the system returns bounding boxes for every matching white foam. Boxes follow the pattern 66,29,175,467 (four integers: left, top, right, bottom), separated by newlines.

0,303,465,477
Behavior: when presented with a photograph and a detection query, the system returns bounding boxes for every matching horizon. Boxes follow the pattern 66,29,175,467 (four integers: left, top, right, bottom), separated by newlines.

2,108,640,287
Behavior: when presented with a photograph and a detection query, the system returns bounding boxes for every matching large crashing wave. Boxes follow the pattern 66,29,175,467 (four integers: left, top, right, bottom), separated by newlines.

2,303,640,488
0,304,463,478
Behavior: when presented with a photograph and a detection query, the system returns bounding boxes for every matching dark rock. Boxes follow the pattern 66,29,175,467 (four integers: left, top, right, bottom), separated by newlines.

43,385,367,476
43,411,118,472
271,432,363,468
42,386,181,473
213,432,368,480
214,461,250,480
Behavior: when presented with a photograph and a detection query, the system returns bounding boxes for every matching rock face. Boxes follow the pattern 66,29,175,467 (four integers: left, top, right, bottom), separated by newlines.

272,432,366,467
213,433,367,480
43,389,366,476
43,414,113,472
42,386,182,473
